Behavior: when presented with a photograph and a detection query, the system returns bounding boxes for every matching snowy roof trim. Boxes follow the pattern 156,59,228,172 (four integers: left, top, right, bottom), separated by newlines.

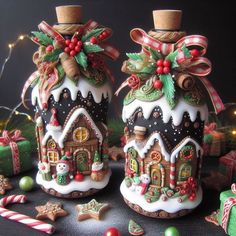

122,96,208,126
170,137,203,163
31,76,112,109
123,132,170,161
58,107,103,148
42,129,62,146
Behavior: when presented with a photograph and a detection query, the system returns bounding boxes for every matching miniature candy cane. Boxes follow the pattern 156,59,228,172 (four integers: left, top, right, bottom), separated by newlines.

0,195,55,234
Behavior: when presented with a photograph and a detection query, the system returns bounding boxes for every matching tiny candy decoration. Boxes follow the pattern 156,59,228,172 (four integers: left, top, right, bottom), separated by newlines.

21,5,119,198
0,130,32,177
0,195,55,234
118,10,224,218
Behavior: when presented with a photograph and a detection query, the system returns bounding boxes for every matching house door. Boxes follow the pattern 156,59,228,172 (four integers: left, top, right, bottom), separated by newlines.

75,150,89,173
151,166,161,187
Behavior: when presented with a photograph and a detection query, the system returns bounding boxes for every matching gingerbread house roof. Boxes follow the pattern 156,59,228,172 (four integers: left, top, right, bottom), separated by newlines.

123,132,170,161
170,136,203,163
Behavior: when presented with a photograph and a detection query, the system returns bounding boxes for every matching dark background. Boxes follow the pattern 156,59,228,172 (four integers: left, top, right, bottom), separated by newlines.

0,0,235,117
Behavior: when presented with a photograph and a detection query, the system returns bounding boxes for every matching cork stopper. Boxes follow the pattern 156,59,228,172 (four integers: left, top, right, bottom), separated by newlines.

56,5,82,24
152,10,182,30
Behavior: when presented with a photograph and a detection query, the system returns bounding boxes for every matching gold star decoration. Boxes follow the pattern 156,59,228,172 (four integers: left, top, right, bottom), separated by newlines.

0,175,13,195
76,199,110,221
35,202,68,221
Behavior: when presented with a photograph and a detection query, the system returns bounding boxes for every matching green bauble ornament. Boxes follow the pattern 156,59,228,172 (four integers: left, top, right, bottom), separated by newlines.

19,176,34,191
164,226,180,236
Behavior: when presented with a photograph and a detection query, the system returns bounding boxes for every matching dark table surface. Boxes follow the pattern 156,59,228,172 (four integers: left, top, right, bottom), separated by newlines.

0,156,227,236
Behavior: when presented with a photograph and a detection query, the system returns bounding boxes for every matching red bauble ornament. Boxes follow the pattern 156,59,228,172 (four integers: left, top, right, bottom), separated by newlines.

46,45,54,53
156,59,164,66
65,39,71,46
75,173,84,182
163,66,170,74
190,49,200,57
71,38,78,44
156,66,163,74
90,36,98,44
70,50,77,57
163,60,171,67
104,227,121,236
153,80,163,90
64,47,71,53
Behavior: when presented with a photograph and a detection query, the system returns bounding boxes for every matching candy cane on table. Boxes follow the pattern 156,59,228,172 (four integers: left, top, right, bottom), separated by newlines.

0,195,55,234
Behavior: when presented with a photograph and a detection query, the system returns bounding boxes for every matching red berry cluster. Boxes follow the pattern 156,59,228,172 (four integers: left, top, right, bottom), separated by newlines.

180,177,198,201
87,53,105,70
89,31,109,45
64,38,83,57
156,59,171,75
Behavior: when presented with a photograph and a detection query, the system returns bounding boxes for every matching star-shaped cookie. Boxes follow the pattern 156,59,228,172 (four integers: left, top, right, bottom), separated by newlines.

76,199,110,221
35,202,68,221
0,175,13,195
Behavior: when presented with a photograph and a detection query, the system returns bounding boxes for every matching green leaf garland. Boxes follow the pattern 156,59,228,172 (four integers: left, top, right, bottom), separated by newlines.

160,74,176,109
81,28,104,42
75,51,88,69
31,31,53,46
43,49,62,62
126,53,143,61
83,44,104,53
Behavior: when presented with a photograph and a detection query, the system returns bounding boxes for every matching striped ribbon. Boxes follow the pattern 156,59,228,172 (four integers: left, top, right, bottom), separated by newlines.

0,130,25,175
128,28,224,114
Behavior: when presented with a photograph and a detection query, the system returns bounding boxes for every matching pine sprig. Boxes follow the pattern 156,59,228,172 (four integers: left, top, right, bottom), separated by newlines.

31,31,53,46
75,51,88,69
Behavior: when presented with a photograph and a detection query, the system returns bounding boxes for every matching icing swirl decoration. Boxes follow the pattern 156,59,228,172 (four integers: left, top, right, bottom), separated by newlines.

116,28,224,113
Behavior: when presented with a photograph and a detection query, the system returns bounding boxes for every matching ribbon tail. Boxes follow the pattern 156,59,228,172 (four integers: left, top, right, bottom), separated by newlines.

114,80,129,96
103,66,115,83
21,71,40,109
100,43,120,60
200,77,225,114
187,57,212,77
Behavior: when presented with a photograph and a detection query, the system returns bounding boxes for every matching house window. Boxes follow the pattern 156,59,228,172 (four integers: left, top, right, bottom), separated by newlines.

179,163,192,181
47,139,56,149
179,145,194,161
47,151,59,163
73,127,89,143
128,148,137,159
129,158,138,173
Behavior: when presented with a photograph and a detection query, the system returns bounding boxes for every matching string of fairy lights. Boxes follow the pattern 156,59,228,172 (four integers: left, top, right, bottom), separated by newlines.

0,34,33,134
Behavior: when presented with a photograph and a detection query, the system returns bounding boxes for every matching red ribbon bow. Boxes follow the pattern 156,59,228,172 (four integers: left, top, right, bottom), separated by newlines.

0,130,25,175
204,122,217,134
0,130,25,146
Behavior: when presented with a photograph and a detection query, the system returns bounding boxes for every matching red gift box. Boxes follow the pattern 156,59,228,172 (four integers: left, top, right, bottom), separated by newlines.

219,151,236,184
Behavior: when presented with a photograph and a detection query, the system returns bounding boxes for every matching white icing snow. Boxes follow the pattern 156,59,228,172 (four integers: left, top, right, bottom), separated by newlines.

31,76,112,109
170,137,203,163
36,170,111,194
120,180,202,213
36,116,43,126
123,132,170,161
42,107,103,148
122,96,208,126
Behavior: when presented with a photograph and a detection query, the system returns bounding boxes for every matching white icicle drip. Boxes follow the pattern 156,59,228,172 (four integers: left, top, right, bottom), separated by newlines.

122,96,208,126
31,76,112,109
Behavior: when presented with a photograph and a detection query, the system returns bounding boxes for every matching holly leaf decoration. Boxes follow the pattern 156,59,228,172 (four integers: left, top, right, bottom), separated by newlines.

31,31,53,46
126,53,143,61
182,45,191,57
160,74,176,109
75,51,88,69
149,48,162,60
139,63,156,74
165,49,178,62
43,49,62,62
82,28,104,42
57,64,65,79
83,44,104,53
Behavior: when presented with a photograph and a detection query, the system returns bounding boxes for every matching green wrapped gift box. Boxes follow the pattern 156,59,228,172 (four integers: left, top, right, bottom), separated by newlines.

0,130,32,176
218,186,236,236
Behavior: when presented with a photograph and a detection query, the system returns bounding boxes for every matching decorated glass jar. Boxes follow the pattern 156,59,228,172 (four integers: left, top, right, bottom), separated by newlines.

21,5,119,198
117,10,224,217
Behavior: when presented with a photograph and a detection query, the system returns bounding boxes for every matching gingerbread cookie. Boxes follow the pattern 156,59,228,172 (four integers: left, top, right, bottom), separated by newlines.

128,219,144,235
76,199,110,221
0,175,13,195
35,202,68,221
